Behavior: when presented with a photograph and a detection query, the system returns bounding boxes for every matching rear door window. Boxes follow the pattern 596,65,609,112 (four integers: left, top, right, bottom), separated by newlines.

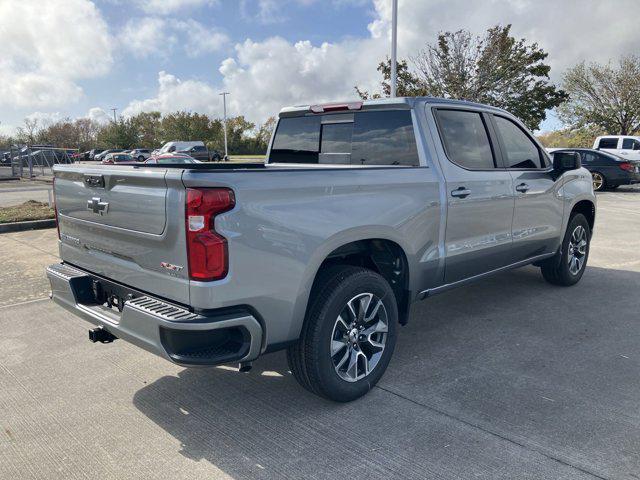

622,138,640,150
598,137,619,149
494,116,543,169
435,109,496,170
270,110,419,166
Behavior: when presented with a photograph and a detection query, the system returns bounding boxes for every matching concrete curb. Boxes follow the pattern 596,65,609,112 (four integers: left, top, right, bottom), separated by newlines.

0,219,56,234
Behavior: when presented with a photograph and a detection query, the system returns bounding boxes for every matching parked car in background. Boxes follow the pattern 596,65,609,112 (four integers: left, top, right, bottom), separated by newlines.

549,148,640,191
175,145,212,162
1,152,11,165
144,153,199,164
95,149,125,162
48,97,595,402
102,152,136,164
89,149,104,161
593,135,640,161
159,141,205,154
130,149,152,162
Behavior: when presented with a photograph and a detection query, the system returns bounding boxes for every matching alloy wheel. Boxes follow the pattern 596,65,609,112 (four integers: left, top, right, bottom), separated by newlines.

330,293,388,382
568,225,588,275
592,172,604,191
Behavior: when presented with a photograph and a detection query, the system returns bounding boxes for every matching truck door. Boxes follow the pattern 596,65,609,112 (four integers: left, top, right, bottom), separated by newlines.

490,114,563,263
432,108,515,283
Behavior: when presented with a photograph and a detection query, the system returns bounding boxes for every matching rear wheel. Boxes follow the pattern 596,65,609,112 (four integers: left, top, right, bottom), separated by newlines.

591,171,606,191
287,266,398,402
137,156,145,162
541,213,590,286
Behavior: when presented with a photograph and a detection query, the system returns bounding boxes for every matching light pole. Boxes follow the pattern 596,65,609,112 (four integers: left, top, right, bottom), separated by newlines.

390,0,398,97
111,108,118,123
219,92,230,161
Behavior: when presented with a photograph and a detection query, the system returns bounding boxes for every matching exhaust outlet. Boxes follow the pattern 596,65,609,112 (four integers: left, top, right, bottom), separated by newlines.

239,361,253,373
89,327,117,344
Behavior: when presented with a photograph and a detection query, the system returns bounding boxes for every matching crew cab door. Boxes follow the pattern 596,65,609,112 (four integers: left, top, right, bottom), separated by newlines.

490,114,563,262
433,108,515,283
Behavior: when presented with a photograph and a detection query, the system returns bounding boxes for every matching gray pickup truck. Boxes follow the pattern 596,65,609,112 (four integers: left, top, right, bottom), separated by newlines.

47,97,596,402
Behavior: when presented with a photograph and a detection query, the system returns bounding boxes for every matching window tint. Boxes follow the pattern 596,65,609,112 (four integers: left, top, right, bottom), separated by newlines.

270,116,321,163
598,137,618,149
622,138,640,150
351,111,419,166
192,146,206,152
436,110,495,169
581,151,598,164
494,116,542,169
270,110,418,166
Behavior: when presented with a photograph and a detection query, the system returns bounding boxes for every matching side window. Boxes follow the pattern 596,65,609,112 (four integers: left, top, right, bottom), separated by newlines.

435,109,495,169
622,138,640,150
598,137,619,149
582,152,597,164
494,116,543,169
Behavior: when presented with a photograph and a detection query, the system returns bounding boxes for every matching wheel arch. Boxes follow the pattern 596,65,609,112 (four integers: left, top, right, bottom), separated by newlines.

288,230,415,342
570,199,596,234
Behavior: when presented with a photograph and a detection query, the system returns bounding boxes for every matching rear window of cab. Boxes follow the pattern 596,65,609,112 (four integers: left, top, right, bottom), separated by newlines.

270,110,419,166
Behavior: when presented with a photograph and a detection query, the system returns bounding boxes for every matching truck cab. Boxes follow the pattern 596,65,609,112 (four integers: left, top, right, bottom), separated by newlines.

593,135,640,161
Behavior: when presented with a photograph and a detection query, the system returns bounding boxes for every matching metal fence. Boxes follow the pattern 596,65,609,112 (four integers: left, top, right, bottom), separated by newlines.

8,146,77,178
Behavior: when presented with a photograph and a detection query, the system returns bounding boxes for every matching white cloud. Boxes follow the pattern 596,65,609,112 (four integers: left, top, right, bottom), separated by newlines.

25,112,63,126
120,17,174,58
0,0,113,109
85,107,112,125
136,0,218,15
125,0,640,129
175,20,230,57
122,71,220,116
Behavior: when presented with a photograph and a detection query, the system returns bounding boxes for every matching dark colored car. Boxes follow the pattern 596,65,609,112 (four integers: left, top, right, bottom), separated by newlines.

550,148,640,191
175,145,216,162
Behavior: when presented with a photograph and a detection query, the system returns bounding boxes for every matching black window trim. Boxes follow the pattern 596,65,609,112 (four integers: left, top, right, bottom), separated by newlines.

432,107,504,171
490,113,553,172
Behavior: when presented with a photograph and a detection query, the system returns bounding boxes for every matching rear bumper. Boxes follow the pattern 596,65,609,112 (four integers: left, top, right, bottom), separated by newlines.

46,263,263,366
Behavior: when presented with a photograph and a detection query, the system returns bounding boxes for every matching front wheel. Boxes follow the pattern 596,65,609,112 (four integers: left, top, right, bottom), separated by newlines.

287,266,398,402
541,213,591,286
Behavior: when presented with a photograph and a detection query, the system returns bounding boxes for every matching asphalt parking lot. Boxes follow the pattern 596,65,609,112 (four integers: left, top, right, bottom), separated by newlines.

1,187,639,479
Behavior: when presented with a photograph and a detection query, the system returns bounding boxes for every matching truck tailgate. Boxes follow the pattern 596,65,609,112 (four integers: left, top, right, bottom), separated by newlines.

54,166,190,305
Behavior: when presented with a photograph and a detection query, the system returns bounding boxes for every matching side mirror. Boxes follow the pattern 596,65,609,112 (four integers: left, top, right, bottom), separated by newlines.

553,151,581,172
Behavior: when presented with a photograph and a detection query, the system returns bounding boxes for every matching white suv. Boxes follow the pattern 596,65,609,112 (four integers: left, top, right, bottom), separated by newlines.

593,135,640,161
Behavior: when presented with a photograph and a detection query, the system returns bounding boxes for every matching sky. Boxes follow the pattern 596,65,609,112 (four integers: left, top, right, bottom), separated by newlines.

1,0,640,136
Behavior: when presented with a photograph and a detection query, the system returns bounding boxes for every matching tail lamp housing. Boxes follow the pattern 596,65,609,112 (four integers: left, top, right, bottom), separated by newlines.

185,188,235,281
53,177,60,240
619,162,635,172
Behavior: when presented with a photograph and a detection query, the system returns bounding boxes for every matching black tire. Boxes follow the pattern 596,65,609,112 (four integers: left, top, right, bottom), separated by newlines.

137,156,145,162
287,265,398,402
591,171,606,191
541,213,591,286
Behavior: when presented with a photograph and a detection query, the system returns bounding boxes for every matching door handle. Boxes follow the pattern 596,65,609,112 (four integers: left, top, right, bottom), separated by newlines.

515,183,530,193
451,187,471,198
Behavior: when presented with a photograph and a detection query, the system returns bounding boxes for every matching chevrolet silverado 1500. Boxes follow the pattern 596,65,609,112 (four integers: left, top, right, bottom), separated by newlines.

47,97,596,401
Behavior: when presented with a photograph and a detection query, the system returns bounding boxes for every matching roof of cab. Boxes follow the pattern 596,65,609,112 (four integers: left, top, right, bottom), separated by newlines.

279,96,509,117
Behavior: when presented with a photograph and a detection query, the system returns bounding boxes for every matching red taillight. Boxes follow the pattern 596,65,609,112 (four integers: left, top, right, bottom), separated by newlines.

619,162,634,172
185,188,235,281
53,177,60,239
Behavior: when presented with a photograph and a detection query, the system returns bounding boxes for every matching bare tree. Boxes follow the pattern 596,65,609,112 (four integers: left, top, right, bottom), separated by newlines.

560,55,640,135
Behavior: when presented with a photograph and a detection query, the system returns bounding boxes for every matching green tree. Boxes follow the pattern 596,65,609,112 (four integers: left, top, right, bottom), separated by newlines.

160,112,215,144
559,55,640,135
130,111,162,148
536,126,604,149
356,25,567,130
96,118,139,149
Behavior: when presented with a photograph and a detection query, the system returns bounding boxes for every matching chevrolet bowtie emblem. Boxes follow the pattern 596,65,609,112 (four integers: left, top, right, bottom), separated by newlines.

87,197,109,215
